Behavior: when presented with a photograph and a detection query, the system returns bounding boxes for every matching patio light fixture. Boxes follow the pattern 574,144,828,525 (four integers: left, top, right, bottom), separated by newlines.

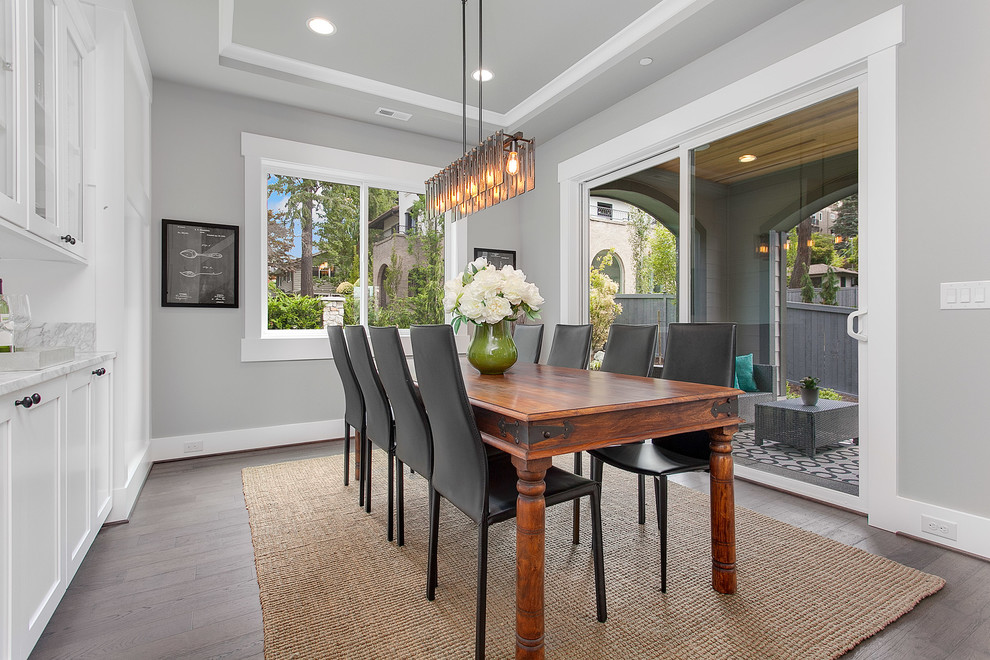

425,0,535,221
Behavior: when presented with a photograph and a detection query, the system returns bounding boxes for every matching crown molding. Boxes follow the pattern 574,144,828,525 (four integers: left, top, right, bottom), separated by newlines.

217,0,714,130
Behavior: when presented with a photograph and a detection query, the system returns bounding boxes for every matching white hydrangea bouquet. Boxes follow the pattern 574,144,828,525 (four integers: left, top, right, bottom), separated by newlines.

444,257,544,332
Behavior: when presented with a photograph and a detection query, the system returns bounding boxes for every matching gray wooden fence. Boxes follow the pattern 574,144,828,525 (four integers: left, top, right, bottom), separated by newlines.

614,294,677,352
784,301,858,395
786,287,858,307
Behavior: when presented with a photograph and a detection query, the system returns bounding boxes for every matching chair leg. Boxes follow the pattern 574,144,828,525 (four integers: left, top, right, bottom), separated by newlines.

343,423,350,486
655,476,668,593
638,475,646,524
426,489,440,600
590,487,607,623
475,522,490,660
357,429,365,508
387,450,395,542
396,459,405,547
364,436,373,514
590,455,603,483
572,451,582,544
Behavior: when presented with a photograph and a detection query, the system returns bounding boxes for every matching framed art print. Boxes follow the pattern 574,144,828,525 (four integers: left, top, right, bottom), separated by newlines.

162,219,239,308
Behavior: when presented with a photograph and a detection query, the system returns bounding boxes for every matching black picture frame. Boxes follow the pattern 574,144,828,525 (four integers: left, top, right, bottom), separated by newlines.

474,247,516,269
161,219,239,308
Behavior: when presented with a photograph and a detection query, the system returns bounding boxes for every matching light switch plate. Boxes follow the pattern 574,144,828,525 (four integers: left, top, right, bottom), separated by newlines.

941,281,990,310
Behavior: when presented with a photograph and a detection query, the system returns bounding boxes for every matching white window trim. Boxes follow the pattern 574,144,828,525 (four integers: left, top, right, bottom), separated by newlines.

240,132,446,362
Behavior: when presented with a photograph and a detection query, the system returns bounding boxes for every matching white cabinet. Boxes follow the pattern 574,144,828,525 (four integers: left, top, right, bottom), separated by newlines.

8,377,64,660
0,0,93,260
1,357,114,660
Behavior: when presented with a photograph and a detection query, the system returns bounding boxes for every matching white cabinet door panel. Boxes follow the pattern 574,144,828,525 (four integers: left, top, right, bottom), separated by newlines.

10,378,64,660
65,369,91,578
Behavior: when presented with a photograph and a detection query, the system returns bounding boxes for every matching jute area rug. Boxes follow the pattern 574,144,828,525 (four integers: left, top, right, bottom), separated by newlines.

242,452,943,659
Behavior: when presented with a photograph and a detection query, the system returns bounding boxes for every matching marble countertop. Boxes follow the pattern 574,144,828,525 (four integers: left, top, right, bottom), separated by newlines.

0,352,116,397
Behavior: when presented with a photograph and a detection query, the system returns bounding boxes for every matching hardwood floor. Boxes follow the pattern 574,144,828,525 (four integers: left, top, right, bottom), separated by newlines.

30,441,990,659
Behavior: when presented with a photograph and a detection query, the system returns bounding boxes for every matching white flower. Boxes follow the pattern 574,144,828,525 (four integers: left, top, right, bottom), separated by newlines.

458,288,486,321
447,257,543,328
483,295,512,324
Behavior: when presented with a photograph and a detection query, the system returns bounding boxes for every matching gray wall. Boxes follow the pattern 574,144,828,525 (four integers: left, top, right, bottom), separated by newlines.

512,0,990,518
150,81,461,440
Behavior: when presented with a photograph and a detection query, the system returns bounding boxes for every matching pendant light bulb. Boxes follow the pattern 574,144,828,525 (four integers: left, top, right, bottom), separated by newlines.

506,150,519,175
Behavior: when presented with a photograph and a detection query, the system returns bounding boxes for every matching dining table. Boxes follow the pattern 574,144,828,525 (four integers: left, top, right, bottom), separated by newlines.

461,359,741,659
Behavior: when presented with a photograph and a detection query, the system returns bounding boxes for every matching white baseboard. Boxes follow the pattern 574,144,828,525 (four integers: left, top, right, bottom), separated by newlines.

107,442,152,523
151,418,342,463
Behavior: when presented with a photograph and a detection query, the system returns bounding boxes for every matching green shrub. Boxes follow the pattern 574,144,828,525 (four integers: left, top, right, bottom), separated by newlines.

819,387,842,400
268,283,324,329
336,281,354,295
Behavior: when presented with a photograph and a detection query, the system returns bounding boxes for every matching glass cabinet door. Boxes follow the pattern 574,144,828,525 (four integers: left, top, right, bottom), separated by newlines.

61,19,84,245
0,0,17,210
33,0,55,225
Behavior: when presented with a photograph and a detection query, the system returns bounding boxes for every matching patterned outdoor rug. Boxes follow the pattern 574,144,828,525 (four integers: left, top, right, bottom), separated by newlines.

733,425,860,495
242,453,942,659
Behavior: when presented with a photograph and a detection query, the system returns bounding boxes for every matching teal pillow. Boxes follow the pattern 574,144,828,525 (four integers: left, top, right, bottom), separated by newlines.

735,354,758,392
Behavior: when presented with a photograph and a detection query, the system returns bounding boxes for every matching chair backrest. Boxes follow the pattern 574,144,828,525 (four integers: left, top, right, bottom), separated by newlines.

369,326,432,478
512,323,544,364
599,323,659,377
327,325,364,428
545,323,593,369
343,325,393,450
661,323,737,387
410,324,489,525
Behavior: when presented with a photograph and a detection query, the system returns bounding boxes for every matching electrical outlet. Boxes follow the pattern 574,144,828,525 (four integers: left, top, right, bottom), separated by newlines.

183,441,204,454
921,514,957,541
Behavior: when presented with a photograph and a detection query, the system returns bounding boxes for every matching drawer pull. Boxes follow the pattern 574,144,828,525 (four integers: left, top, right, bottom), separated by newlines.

60,234,77,245
92,368,106,376
15,393,42,408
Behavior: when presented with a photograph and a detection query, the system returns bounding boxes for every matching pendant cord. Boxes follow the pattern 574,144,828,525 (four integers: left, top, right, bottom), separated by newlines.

461,0,467,155
478,0,483,145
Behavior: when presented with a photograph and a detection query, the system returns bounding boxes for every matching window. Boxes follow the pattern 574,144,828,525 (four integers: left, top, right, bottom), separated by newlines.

242,133,449,361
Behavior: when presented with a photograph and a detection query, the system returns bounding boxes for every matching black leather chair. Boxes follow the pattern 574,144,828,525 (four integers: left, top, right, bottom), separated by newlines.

411,324,606,659
573,323,659,541
512,323,544,364
599,323,659,376
545,323,593,369
589,322,736,592
327,325,364,500
344,325,397,542
368,326,433,548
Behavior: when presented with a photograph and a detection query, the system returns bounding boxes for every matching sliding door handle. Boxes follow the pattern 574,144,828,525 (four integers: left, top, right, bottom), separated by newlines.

847,309,867,342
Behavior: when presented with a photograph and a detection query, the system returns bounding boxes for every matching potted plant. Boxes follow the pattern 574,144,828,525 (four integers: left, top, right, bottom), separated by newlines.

798,376,821,406
445,257,544,375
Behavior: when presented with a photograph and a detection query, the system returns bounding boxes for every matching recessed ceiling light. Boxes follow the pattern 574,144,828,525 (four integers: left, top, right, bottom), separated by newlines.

738,154,757,163
472,69,494,82
307,17,335,35
639,57,653,66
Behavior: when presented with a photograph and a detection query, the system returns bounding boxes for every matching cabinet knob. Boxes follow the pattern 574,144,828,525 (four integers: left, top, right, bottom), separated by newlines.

15,393,42,408
92,368,106,376
60,234,76,245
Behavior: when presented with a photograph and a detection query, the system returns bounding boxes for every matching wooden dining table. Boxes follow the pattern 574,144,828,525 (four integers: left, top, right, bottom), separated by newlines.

461,360,741,659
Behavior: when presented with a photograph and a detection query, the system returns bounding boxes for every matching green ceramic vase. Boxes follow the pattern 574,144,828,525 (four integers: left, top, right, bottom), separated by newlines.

467,320,518,375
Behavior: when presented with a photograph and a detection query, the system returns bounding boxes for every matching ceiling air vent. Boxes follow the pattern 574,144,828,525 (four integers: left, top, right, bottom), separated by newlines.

375,107,411,121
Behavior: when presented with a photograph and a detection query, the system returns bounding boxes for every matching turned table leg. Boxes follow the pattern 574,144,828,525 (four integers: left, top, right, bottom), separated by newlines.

512,456,552,660
707,425,738,594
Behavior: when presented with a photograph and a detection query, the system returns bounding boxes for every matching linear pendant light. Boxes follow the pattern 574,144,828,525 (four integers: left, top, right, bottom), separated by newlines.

425,0,535,221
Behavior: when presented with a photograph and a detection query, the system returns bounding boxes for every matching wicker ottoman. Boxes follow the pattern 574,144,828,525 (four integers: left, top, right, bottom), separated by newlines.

754,399,859,458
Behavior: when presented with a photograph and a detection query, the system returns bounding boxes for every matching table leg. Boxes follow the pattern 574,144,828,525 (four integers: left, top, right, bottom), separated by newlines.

707,426,737,594
512,455,552,660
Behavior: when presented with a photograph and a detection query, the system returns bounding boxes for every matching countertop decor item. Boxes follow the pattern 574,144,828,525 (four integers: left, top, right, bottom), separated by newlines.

0,346,75,371
445,257,543,375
